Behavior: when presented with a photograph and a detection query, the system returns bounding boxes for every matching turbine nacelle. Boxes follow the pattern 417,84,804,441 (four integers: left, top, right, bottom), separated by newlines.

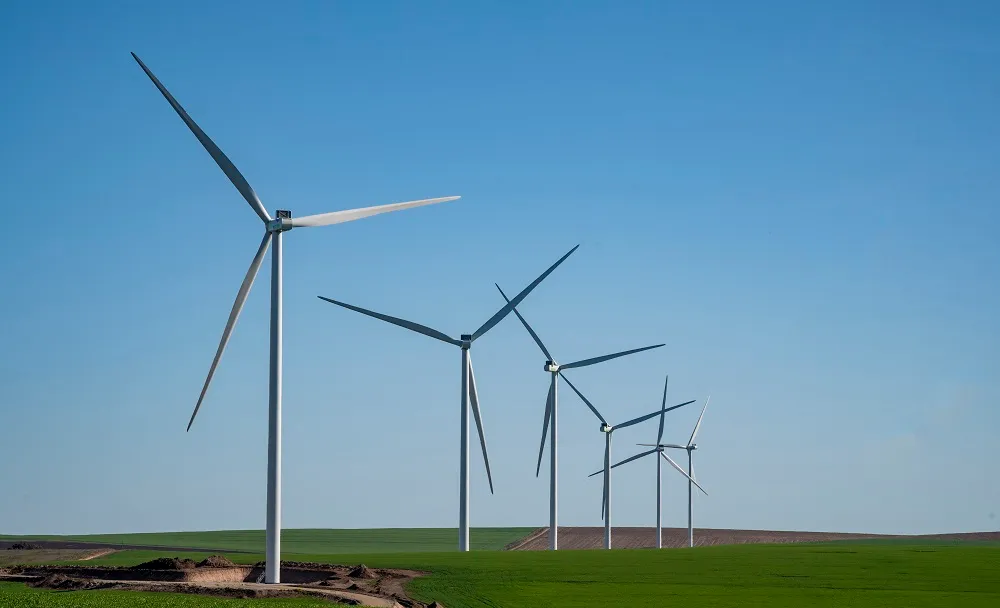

266,210,294,233
544,361,560,372
600,422,612,433
461,334,473,349
689,443,698,451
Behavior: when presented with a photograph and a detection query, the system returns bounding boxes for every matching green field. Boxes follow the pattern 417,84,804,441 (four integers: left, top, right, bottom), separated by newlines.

0,583,351,607
4,543,998,607
0,528,536,554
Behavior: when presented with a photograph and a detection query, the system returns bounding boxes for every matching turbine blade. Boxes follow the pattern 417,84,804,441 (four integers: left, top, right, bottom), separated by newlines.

317,296,460,346
536,383,553,477
131,53,270,223
559,373,607,424
637,443,687,449
607,448,658,471
187,233,271,431
657,375,669,445
615,400,696,431
560,344,665,370
471,245,579,341
662,452,708,495
495,284,553,360
688,395,711,446
601,478,606,520
601,440,610,520
468,356,494,494
289,196,461,228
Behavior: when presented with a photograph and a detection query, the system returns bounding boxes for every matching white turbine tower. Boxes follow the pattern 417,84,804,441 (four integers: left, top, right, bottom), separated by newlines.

580,375,698,549
495,285,664,551
640,396,710,547
317,245,578,551
132,53,461,584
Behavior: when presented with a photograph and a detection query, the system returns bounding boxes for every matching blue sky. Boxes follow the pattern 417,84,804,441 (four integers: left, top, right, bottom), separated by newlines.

1,0,997,536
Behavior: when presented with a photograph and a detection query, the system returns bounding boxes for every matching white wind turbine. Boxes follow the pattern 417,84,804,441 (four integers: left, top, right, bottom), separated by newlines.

581,375,699,548
495,286,664,550
317,245,578,551
604,386,708,549
132,53,461,584
639,396,710,547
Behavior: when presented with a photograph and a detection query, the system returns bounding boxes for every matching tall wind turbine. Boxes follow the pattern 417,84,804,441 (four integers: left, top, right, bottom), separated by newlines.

132,53,461,584
579,376,698,549
318,245,578,551
641,396,710,547
495,286,664,551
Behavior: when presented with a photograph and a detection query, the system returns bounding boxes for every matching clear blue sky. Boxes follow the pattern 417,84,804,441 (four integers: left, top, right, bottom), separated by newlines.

1,0,997,536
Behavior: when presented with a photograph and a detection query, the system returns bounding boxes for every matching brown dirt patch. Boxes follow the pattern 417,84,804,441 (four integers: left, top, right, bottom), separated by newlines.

2,560,433,607
349,564,377,579
29,574,110,591
507,527,1000,550
197,555,236,568
131,557,197,570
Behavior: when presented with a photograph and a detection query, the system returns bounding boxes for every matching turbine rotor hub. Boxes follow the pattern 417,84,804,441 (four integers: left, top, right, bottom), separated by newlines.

266,210,293,233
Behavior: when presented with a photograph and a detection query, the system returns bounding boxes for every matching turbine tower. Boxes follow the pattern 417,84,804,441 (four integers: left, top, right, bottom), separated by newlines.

495,286,664,551
318,246,578,551
132,53,461,584
579,375,697,548
642,396,710,547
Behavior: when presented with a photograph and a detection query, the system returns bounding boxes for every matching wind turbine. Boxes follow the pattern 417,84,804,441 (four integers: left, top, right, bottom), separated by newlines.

603,387,708,549
581,375,699,549
132,53,461,584
640,396,710,547
317,245,578,551
495,286,664,551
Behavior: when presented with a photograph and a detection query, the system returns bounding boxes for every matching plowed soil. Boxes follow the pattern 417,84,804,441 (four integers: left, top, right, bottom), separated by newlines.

0,539,243,553
506,527,1000,550
1,561,430,607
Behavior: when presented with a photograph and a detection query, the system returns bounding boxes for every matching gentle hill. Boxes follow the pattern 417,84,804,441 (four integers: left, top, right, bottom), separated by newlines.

0,527,536,554
4,543,999,607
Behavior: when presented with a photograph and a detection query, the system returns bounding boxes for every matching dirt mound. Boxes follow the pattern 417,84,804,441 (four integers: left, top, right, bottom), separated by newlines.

30,574,107,591
196,555,236,568
131,557,197,570
348,564,377,579
6,543,42,551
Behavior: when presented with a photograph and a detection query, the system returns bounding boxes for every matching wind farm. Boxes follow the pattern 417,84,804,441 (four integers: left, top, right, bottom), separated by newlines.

4,3,999,607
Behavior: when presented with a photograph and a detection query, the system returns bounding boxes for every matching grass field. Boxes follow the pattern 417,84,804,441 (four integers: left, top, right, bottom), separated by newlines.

0,528,536,554
6,543,998,607
0,583,351,607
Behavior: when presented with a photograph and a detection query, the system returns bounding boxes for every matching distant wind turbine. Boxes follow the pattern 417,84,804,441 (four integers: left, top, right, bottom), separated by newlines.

131,53,461,584
318,246,578,551
581,375,697,548
640,396,710,547
495,285,663,550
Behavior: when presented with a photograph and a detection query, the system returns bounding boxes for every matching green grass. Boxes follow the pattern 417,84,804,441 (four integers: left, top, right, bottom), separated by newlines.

0,583,351,607
0,528,536,554
36,543,1000,607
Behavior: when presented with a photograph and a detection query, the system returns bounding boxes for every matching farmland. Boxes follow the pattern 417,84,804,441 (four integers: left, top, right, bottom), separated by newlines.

0,528,535,555
3,539,999,607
